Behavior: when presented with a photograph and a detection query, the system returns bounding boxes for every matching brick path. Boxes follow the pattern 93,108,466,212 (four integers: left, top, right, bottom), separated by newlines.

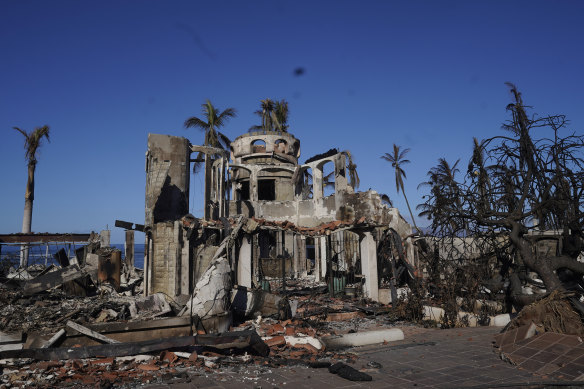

147,326,570,388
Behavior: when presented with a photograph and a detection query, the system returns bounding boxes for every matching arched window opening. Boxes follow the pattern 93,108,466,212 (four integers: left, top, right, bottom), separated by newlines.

301,167,313,199
322,161,335,197
251,139,266,153
274,139,287,153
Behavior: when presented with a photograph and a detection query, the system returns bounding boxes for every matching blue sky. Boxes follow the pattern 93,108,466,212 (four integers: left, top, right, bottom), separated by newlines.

1,1,583,243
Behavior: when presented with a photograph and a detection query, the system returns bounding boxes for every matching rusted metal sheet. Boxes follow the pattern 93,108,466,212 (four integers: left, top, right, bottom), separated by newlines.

0,233,90,243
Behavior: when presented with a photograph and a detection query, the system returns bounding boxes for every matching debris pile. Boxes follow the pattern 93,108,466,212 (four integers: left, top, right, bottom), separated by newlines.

0,226,402,387
0,287,396,387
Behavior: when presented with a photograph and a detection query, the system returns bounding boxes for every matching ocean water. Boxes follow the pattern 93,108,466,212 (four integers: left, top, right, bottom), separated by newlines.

0,243,145,269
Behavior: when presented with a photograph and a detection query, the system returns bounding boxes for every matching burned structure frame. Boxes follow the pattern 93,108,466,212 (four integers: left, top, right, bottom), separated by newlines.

143,131,417,309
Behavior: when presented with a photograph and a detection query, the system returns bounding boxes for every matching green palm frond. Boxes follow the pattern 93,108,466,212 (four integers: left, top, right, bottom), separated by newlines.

185,99,236,148
253,98,277,132
381,143,420,233
184,117,210,130
217,131,232,150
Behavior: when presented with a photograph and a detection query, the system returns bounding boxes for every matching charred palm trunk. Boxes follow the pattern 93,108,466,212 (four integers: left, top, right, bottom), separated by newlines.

402,190,420,234
20,161,35,268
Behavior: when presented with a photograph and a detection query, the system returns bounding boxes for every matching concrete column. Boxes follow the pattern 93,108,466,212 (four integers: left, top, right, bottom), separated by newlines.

320,237,327,279
335,231,345,271
232,175,238,201
290,232,298,278
295,235,307,277
173,220,181,296
284,231,294,258
360,231,379,302
250,170,258,202
313,165,323,200
180,228,190,296
334,153,348,193
298,236,307,276
238,234,252,288
314,238,321,281
145,235,153,296
218,158,225,218
100,230,110,248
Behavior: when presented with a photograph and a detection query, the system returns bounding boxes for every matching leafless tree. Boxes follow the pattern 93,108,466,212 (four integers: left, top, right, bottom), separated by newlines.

418,83,584,312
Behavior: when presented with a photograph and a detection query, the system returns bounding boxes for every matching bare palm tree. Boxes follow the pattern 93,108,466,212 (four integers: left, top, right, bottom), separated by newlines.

185,99,236,172
250,98,276,132
343,150,360,190
273,99,289,132
13,125,50,267
381,144,420,233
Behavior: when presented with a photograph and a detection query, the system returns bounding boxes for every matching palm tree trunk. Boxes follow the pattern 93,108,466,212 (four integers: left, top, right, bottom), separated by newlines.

401,188,421,234
20,163,35,268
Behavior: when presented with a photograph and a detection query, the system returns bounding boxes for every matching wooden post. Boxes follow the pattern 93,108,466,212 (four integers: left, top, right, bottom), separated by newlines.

125,230,134,273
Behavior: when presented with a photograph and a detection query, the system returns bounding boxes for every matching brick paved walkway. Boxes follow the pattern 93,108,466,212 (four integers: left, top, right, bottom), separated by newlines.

147,326,574,389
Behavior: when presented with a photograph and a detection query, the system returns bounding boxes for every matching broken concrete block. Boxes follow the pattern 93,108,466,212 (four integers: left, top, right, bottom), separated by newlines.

423,306,445,322
179,257,231,319
284,335,324,350
491,313,512,327
231,286,291,319
95,309,118,323
129,293,172,319
322,328,404,349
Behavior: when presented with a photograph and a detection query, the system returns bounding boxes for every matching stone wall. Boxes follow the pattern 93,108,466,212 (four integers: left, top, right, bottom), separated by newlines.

145,134,190,225
149,221,181,296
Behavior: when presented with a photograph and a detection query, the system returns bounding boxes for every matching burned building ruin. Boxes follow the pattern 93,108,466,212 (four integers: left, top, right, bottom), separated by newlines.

143,130,417,308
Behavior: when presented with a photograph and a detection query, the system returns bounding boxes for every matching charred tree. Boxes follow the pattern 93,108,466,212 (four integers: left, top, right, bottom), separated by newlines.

418,83,584,311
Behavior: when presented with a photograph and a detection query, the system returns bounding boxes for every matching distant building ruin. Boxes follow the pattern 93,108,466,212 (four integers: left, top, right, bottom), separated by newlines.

143,130,417,305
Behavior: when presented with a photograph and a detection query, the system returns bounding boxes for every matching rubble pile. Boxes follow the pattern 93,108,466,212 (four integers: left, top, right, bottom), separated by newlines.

0,293,382,388
0,289,130,334
0,249,396,387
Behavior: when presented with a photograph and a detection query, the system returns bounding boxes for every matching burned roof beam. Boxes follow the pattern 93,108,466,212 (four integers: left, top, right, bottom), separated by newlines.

114,220,145,232
190,144,230,158
0,233,91,244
